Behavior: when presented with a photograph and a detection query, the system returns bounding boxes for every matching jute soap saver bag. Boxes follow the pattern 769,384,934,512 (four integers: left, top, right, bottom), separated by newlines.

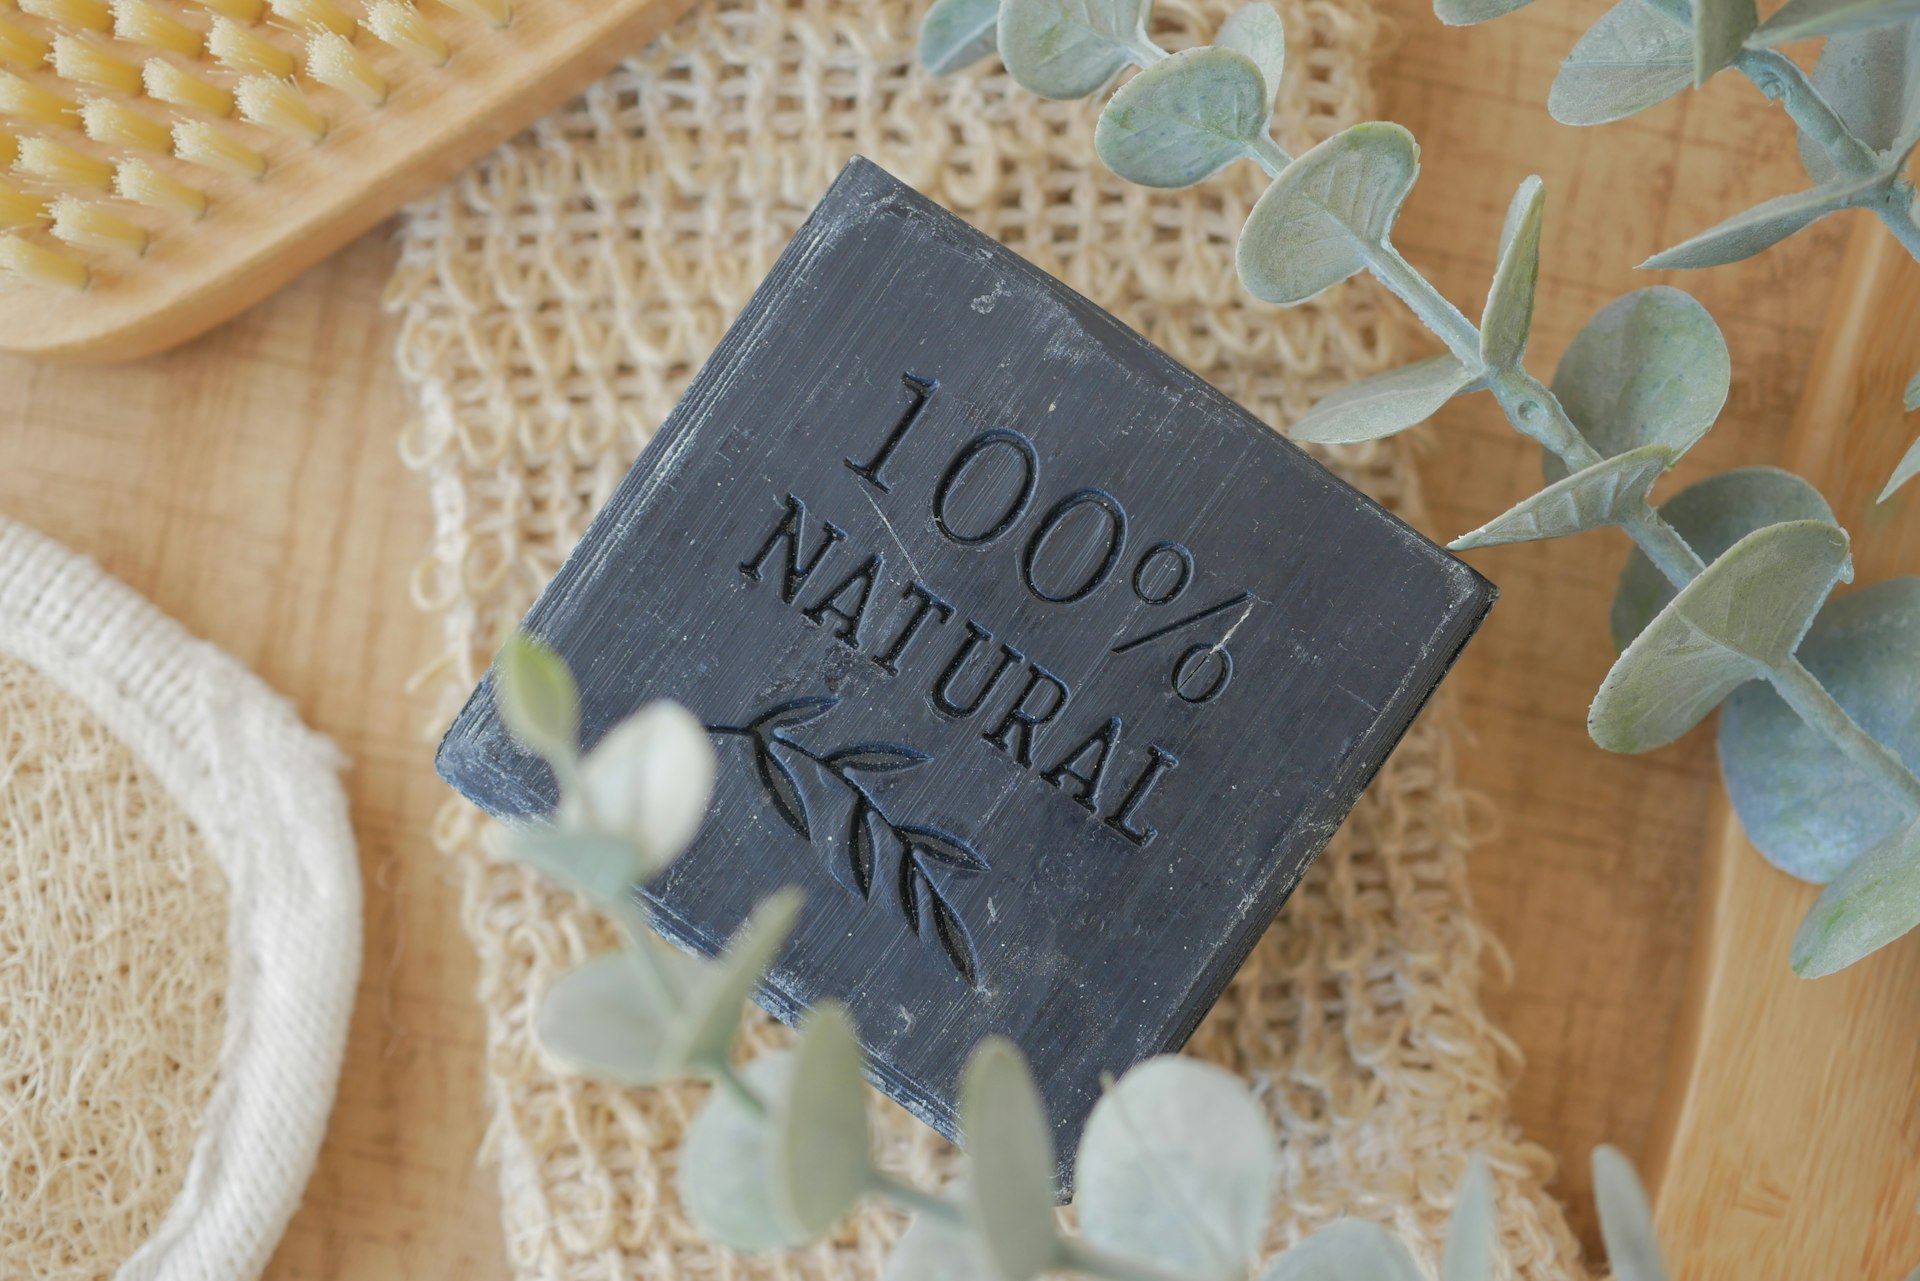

388,1,1592,1275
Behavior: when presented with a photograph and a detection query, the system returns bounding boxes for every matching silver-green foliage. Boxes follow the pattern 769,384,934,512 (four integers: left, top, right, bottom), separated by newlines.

917,0,1920,976
492,640,1686,1281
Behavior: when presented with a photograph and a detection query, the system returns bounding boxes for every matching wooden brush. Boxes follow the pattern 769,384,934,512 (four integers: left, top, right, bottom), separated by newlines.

0,0,696,360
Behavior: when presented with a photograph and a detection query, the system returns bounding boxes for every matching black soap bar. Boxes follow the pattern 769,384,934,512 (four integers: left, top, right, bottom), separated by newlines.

438,157,1494,1185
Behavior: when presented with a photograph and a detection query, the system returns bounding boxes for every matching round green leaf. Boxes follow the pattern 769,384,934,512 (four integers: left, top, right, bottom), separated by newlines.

667,889,804,1074
1076,1057,1275,1279
680,1053,813,1253
1258,1220,1424,1281
1289,354,1479,445
1692,0,1756,85
1095,47,1269,188
775,1003,872,1236
1451,442,1672,551
920,0,1002,74
960,1039,1060,1280
494,633,579,765
883,1214,998,1280
1435,0,1538,27
1481,175,1544,368
563,700,716,874
1799,21,1920,182
1588,520,1852,753
1885,432,1920,502
1755,0,1920,47
1217,2,1286,106
1548,0,1694,126
1719,579,1920,882
997,0,1150,99
507,826,650,904
1592,1146,1669,1281
1610,467,1834,649
1641,176,1880,270
1546,286,1730,483
1442,1153,1495,1281
1237,121,1420,305
1791,815,1920,978
535,942,707,1084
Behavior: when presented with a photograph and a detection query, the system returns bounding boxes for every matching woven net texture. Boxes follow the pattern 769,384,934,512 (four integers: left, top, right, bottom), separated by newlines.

0,652,229,1281
387,0,1590,1276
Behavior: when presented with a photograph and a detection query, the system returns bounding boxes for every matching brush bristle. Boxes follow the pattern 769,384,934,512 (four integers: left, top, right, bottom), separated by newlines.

51,32,144,95
0,181,47,227
307,30,385,104
209,15,293,75
266,0,353,37
0,70,80,127
172,118,264,175
0,15,51,68
367,1,446,65
111,0,204,55
191,0,265,18
144,58,234,115
82,97,173,152
50,194,146,254
19,0,112,33
235,74,325,140
0,233,88,288
15,134,112,189
115,158,207,216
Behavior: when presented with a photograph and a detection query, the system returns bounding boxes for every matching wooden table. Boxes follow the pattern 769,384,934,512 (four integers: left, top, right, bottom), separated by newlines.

0,0,1885,1273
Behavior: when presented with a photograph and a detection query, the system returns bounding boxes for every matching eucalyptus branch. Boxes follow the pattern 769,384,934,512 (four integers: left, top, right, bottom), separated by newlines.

1734,45,1883,180
1769,658,1920,814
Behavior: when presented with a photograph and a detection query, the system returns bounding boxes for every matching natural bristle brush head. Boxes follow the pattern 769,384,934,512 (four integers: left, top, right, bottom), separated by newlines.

0,0,701,360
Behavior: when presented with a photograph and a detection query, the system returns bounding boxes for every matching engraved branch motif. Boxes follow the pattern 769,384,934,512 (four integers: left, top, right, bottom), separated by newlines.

706,697,988,987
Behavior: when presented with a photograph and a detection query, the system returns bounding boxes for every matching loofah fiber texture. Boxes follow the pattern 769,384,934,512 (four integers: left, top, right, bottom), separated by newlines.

387,1,1592,1277
0,518,362,1281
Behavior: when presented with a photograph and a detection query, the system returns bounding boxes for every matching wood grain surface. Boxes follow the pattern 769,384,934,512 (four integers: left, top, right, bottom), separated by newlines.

0,0,1893,1273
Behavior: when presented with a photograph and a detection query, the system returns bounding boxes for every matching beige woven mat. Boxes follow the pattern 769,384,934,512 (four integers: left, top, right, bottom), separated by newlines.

388,1,1589,1275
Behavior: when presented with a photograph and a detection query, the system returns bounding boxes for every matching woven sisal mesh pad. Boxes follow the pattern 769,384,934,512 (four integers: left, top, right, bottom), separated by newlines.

388,1,1590,1276
0,652,229,1281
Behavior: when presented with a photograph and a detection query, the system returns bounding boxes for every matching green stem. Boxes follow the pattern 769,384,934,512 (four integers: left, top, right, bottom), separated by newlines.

1733,48,1882,181
1768,657,1920,816
1366,242,1484,367
712,1058,770,1118
1129,29,1169,66
1249,133,1291,177
1871,179,1920,261
868,1170,961,1222
1616,503,1709,587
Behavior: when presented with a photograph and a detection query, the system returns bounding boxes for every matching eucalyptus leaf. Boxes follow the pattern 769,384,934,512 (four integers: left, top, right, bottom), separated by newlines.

1611,467,1835,648
960,1039,1061,1280
495,633,580,766
1884,433,1920,500
1791,815,1920,977
1442,1153,1496,1281
1546,286,1730,483
1752,0,1920,46
1237,121,1420,304
1548,0,1694,126
920,0,1003,74
680,1053,812,1253
507,826,651,903
1692,0,1756,83
1217,2,1286,106
535,942,706,1084
1453,444,1673,551
1257,1220,1424,1281
1641,175,1883,269
1076,1057,1275,1279
1481,175,1545,368
560,701,716,874
883,1214,998,1280
998,0,1151,99
1592,1146,1669,1281
1435,0,1537,28
1796,20,1920,181
1588,520,1853,753
1289,354,1479,445
668,889,805,1074
1095,47,1270,188
1907,366,1920,411
775,1003,872,1237
1719,579,1920,882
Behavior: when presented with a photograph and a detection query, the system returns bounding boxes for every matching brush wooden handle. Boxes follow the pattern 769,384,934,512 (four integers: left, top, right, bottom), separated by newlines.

1646,223,1920,1278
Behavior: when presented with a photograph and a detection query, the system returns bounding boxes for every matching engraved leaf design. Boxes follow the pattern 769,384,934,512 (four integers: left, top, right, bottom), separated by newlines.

897,824,991,873
898,848,925,935
921,876,983,988
840,800,881,899
824,743,932,773
752,696,840,734
756,740,813,840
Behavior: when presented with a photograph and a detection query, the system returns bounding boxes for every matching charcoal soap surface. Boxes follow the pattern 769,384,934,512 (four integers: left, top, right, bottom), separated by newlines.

437,157,1494,1185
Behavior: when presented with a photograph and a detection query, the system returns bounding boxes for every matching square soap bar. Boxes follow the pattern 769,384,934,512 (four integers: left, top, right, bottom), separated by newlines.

438,157,1494,1182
